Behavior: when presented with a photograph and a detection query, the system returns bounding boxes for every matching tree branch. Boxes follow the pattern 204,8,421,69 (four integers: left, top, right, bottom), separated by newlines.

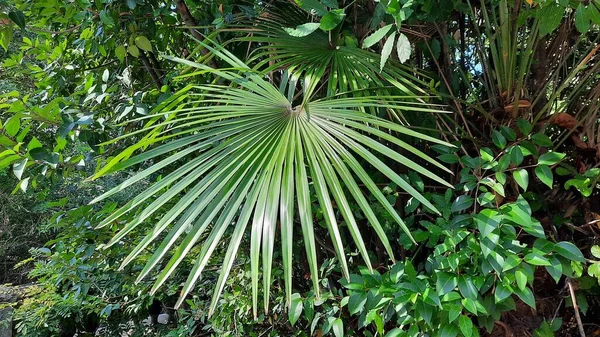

173,0,218,68
139,50,163,89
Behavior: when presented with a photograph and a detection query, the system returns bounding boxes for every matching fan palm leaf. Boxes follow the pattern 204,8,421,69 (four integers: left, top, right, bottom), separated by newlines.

90,41,452,317
230,5,429,99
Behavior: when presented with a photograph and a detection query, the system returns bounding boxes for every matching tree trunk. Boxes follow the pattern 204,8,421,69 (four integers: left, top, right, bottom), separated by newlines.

173,0,218,68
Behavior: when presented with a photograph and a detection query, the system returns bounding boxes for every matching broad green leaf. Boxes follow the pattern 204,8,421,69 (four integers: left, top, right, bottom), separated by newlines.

4,117,20,137
461,298,478,315
494,283,512,303
592,246,600,259
99,10,115,26
474,209,502,238
445,304,461,323
416,301,433,325
498,155,511,172
524,253,551,266
502,255,521,272
531,133,553,147
115,45,127,62
436,272,458,296
458,276,478,300
380,31,396,71
500,126,517,141
535,165,553,188
459,315,474,337
348,292,367,315
589,263,600,278
545,256,563,283
575,4,591,33
515,269,527,291
438,153,458,164
496,172,507,185
517,118,532,135
395,33,411,63
538,152,565,166
588,4,600,25
554,242,585,262
513,169,529,191
480,147,494,162
135,36,153,52
451,195,473,213
439,324,459,337
13,158,27,180
492,130,506,149
510,146,523,166
8,11,26,29
0,154,20,170
538,4,564,36
362,24,393,49
289,293,303,326
283,22,320,37
488,251,505,274
515,286,536,309
128,45,140,57
390,264,404,283
0,26,12,51
320,9,345,31
385,328,404,337
332,318,343,337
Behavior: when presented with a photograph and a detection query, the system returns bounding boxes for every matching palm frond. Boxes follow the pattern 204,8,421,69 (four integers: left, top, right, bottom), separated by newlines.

91,41,452,317
229,5,430,99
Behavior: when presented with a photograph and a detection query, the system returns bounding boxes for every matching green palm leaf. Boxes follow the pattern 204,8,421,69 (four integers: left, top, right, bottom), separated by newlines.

231,5,430,99
91,41,452,317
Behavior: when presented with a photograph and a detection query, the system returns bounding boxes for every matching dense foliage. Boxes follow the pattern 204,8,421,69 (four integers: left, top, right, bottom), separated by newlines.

1,0,600,336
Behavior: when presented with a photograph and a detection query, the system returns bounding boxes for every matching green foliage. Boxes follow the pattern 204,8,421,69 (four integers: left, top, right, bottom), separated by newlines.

2,0,600,336
261,121,598,336
13,204,162,336
89,42,451,317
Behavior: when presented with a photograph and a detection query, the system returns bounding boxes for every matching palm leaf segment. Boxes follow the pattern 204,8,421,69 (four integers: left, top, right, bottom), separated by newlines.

91,42,452,317
236,5,430,98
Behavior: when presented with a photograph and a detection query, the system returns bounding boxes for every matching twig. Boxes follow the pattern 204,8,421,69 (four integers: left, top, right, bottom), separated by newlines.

494,320,513,337
567,278,586,337
551,297,564,323
314,235,336,256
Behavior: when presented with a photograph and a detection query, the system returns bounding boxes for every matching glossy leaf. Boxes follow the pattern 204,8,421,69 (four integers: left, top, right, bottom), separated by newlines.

513,169,529,191
538,152,565,166
135,36,152,52
396,33,411,63
492,130,506,149
554,242,585,262
283,22,320,37
362,24,393,49
459,315,474,337
320,9,345,31
380,31,396,71
289,293,303,326
8,11,26,29
535,165,553,188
